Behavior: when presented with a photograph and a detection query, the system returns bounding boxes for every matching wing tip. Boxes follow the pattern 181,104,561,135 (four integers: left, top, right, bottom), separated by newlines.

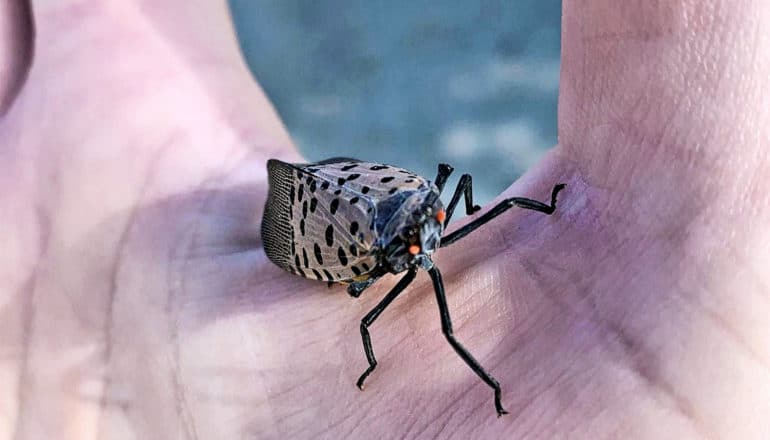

262,159,295,269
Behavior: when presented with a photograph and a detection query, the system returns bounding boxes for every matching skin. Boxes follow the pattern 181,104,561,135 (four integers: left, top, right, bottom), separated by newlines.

1,0,768,438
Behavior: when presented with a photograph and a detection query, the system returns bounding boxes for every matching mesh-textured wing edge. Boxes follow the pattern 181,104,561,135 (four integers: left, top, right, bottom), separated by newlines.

261,159,295,271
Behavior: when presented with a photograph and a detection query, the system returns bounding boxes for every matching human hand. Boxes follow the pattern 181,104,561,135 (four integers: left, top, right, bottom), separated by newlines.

1,1,768,439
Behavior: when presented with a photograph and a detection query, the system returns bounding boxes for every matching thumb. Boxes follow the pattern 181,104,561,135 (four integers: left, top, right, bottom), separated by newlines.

0,0,32,115
18,0,293,149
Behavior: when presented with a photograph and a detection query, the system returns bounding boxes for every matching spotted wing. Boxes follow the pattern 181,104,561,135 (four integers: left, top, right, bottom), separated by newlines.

306,159,433,200
305,159,438,240
262,159,379,282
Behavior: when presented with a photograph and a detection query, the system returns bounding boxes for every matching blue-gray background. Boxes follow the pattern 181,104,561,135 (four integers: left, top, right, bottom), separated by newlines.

230,1,561,204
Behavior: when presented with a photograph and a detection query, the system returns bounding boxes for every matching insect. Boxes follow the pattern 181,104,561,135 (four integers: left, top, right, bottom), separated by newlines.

261,157,565,416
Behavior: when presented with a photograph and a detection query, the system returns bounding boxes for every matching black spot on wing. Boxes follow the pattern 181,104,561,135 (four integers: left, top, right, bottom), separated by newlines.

341,164,358,171
388,187,398,195
347,173,361,181
349,244,358,257
380,176,395,183
322,269,334,281
338,247,348,266
350,197,359,205
370,165,388,170
349,222,359,235
302,248,309,268
310,197,318,213
300,219,306,235
325,225,334,246
314,243,324,265
351,266,361,276
321,181,330,191
311,269,323,280
361,186,370,194
330,199,340,215
298,184,304,202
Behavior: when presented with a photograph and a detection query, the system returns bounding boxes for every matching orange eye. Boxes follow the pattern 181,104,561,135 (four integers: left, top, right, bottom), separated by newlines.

408,245,421,255
436,209,446,224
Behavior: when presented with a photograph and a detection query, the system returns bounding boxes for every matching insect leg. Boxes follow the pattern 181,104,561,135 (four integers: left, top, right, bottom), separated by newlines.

356,268,418,389
441,183,565,247
443,174,481,226
347,278,377,298
433,163,454,193
428,266,508,417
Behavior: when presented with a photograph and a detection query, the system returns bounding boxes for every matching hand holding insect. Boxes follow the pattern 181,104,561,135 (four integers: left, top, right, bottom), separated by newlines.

1,1,768,439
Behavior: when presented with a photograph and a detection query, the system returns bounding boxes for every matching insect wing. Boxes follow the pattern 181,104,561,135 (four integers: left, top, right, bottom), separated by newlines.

263,159,378,282
262,159,296,273
309,160,431,200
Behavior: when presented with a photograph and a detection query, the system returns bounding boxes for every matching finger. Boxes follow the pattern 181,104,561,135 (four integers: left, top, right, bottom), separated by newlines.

25,0,292,149
0,0,33,115
558,1,770,189
554,4,770,438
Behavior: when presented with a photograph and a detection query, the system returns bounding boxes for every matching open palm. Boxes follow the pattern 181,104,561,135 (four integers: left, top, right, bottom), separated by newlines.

2,1,768,439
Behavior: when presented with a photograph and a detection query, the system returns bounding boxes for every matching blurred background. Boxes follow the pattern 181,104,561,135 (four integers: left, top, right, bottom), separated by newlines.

230,1,561,205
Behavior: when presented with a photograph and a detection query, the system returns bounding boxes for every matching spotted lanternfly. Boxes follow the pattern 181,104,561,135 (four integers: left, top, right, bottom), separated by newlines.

261,157,565,416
